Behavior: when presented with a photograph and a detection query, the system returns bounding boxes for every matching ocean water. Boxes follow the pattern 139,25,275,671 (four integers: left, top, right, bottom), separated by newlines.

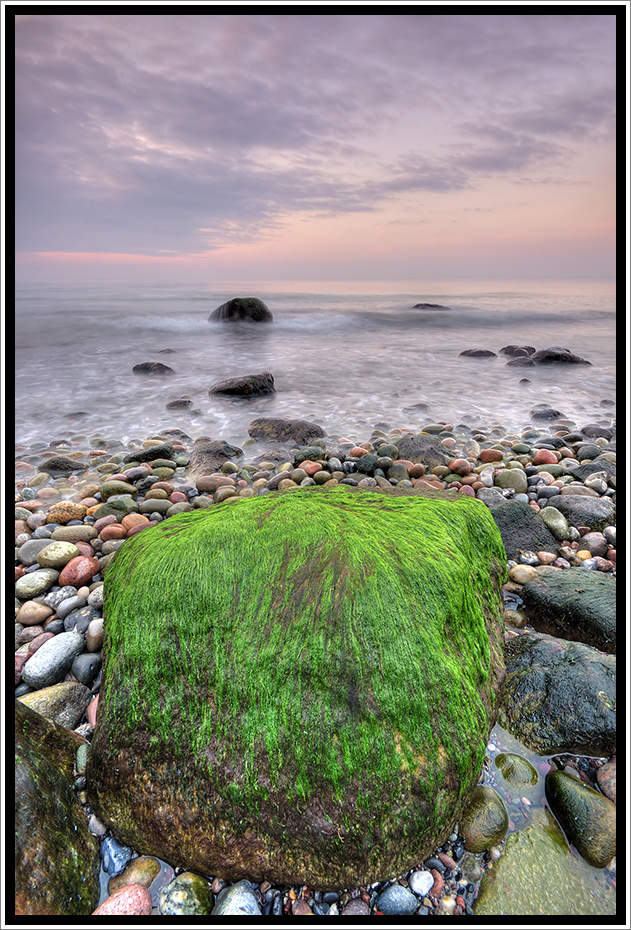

14,280,616,452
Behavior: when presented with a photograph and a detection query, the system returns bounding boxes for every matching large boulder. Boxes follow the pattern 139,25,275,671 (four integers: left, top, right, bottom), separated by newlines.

208,297,273,323
497,631,615,757
520,569,615,654
87,487,506,888
15,703,100,915
248,417,325,446
209,372,275,397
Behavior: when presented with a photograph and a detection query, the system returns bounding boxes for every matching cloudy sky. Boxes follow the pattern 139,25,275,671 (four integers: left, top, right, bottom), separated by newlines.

14,12,617,283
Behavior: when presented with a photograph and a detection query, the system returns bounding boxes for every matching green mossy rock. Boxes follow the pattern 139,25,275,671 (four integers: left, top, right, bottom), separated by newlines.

15,703,100,915
460,786,509,852
87,487,506,888
545,771,616,868
474,807,615,915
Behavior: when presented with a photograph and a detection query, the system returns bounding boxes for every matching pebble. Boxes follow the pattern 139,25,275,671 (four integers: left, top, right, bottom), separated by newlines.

93,884,153,915
408,869,434,896
21,631,84,689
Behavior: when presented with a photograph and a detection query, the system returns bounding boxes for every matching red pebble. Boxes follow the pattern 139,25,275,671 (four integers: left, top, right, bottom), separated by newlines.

94,514,118,533
126,523,150,538
100,524,127,541
59,556,100,587
27,632,56,655
92,884,153,915
291,898,313,915
429,869,444,898
169,492,188,504
532,448,559,465
15,653,29,685
458,485,476,497
480,449,503,463
15,565,26,581
607,549,616,563
449,458,473,476
438,851,457,870
456,895,466,910
87,694,99,727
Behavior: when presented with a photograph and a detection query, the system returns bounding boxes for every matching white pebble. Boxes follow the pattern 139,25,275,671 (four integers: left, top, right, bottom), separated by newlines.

408,870,434,897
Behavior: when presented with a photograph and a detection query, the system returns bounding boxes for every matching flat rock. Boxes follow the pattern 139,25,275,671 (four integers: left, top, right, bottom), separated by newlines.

497,631,615,756
521,569,615,653
248,416,325,446
459,349,497,357
132,361,175,375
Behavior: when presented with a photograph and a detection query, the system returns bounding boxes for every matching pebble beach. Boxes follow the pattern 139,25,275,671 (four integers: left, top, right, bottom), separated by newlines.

15,403,616,917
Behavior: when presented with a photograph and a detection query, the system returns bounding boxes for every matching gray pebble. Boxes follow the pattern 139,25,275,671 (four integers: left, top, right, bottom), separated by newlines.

212,880,261,916
374,883,418,916
56,595,87,619
43,586,78,609
21,631,84,689
101,834,134,875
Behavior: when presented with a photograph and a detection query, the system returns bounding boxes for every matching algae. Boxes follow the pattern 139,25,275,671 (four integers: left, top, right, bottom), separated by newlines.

102,488,505,815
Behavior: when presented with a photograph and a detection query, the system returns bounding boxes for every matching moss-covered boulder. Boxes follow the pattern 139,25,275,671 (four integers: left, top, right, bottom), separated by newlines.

15,703,100,915
87,487,506,888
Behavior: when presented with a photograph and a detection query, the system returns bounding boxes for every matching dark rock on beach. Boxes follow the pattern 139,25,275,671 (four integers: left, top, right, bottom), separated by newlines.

485,499,559,561
188,439,244,477
520,569,616,654
545,770,616,869
122,443,175,465
15,703,100,915
546,494,615,532
209,371,275,397
40,455,89,474
248,416,325,446
87,488,506,888
394,434,451,468
208,297,273,323
132,362,175,375
497,631,616,757
530,404,564,420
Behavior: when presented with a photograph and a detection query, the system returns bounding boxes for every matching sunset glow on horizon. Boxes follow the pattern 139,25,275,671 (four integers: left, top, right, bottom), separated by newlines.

14,12,617,284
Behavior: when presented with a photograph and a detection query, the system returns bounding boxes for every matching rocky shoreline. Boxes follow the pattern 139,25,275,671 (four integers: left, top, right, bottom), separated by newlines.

15,411,616,916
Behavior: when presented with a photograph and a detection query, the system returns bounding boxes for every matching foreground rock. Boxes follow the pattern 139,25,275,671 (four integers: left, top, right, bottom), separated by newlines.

209,371,275,397
474,807,615,915
545,770,616,868
188,439,244,478
520,569,615,654
208,297,273,323
497,631,615,757
486,500,560,561
15,703,100,915
88,487,506,888
247,416,325,446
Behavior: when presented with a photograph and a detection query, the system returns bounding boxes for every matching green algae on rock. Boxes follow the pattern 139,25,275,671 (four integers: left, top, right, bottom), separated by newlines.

15,703,100,916
87,486,506,888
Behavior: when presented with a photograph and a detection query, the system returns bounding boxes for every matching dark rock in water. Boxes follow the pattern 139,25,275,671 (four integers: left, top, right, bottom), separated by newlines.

15,703,100,915
403,401,430,412
412,302,451,310
500,345,536,356
459,349,497,358
101,834,134,876
532,347,591,365
188,439,244,477
530,404,565,420
579,423,614,441
395,434,451,468
166,398,193,410
123,443,175,465
158,348,177,354
209,371,275,397
87,487,506,888
132,361,175,375
63,411,89,419
546,495,615,532
40,455,88,474
248,417,325,446
497,631,615,757
545,771,616,868
485,499,560,561
506,357,535,367
521,569,616,654
208,297,273,323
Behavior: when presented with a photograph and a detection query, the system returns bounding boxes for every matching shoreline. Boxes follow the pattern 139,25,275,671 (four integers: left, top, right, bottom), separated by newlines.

15,411,616,917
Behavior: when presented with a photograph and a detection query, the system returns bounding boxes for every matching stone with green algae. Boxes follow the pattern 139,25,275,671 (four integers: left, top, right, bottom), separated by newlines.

87,486,507,888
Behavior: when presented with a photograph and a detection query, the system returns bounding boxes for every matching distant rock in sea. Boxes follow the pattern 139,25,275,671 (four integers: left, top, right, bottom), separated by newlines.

208,297,273,323
209,372,276,397
412,302,451,310
132,362,175,375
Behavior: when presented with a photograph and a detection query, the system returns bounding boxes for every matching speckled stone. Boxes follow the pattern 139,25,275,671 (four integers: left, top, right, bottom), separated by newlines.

211,880,261,916
36,541,81,569
46,502,88,524
93,884,153,915
159,871,214,915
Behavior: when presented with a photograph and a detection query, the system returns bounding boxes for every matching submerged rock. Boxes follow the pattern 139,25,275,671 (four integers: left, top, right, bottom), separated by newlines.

209,371,275,397
498,631,615,757
88,487,506,888
532,346,591,365
132,361,175,375
15,703,100,915
460,786,508,853
474,807,615,915
208,297,273,323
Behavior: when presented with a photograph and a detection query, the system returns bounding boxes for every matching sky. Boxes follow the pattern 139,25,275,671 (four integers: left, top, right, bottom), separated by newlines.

13,11,618,284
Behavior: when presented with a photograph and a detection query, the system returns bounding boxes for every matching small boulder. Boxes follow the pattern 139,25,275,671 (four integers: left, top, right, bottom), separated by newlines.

188,439,244,478
132,362,175,375
500,345,536,356
412,302,451,310
209,371,275,397
486,499,559,561
545,770,616,867
248,416,325,446
459,349,497,357
532,346,591,365
545,495,615,532
460,786,508,853
208,297,273,323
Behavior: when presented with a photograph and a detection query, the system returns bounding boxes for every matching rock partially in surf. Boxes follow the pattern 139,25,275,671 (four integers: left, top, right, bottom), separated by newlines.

459,349,497,358
123,443,175,465
412,302,451,310
166,398,193,410
500,345,536,356
209,372,275,397
208,297,273,323
248,417,325,445
532,347,591,365
40,456,88,475
132,362,175,375
506,357,535,367
530,404,564,420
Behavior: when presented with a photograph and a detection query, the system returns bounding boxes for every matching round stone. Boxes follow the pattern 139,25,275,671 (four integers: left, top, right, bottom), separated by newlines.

545,770,616,867
59,556,101,587
159,871,213,916
460,786,509,853
16,601,54,627
374,883,418,915
21,631,85,689
36,541,81,569
93,885,153,916
15,569,59,599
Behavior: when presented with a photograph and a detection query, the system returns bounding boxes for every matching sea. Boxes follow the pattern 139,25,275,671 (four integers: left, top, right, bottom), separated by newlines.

14,280,616,452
